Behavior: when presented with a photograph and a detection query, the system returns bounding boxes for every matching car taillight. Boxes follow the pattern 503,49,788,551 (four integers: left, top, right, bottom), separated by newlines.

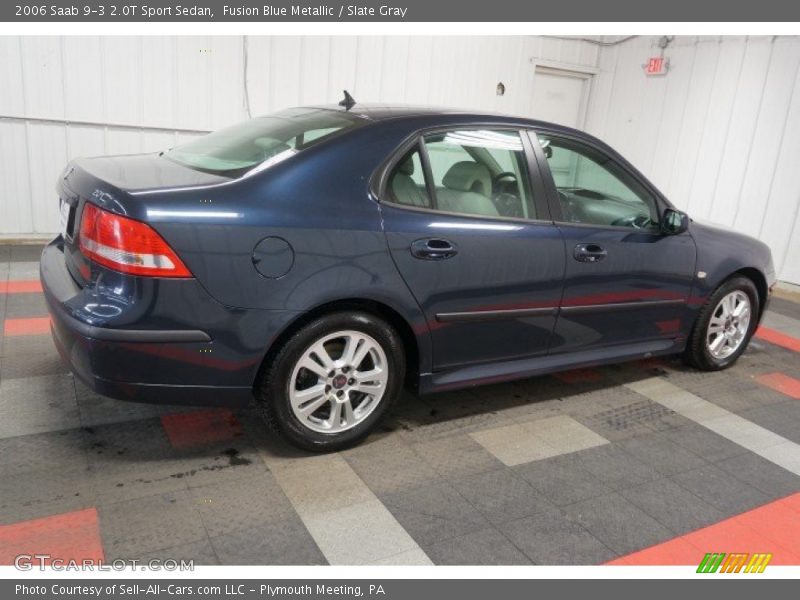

78,203,192,278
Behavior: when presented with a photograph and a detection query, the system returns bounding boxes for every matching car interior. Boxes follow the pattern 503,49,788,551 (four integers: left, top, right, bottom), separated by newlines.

387,132,659,230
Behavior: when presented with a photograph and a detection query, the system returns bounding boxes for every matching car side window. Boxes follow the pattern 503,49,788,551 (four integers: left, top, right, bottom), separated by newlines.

423,130,535,219
384,130,536,220
386,147,432,209
537,134,659,230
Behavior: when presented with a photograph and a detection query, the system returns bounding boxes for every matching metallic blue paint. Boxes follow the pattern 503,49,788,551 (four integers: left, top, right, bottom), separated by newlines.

40,105,776,407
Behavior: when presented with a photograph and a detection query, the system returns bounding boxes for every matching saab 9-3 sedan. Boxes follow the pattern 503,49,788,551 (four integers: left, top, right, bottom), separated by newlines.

41,99,776,450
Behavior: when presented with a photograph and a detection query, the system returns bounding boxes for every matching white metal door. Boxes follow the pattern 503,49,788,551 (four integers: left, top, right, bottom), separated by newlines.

531,66,592,129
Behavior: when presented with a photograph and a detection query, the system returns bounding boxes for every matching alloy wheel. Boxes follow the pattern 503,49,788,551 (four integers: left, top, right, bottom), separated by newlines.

706,290,751,359
288,330,389,433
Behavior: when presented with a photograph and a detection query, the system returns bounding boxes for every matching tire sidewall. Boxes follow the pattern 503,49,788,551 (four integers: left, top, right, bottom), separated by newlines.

696,277,759,370
264,311,405,451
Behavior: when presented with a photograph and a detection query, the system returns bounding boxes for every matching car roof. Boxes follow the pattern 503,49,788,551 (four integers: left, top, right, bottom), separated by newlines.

305,102,580,135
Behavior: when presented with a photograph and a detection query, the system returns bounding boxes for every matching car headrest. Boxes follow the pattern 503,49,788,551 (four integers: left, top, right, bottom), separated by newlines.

397,157,415,176
442,161,491,196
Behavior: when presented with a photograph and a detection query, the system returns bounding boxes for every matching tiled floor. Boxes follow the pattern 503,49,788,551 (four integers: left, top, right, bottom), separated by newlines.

0,242,799,566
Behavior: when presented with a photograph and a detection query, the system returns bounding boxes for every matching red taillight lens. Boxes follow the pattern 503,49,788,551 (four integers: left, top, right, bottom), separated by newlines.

78,203,192,278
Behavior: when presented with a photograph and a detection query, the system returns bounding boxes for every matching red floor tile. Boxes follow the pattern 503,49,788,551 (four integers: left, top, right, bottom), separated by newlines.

0,280,43,294
552,368,604,384
754,372,800,400
755,326,800,353
610,492,800,566
0,508,104,566
161,408,244,449
3,317,51,336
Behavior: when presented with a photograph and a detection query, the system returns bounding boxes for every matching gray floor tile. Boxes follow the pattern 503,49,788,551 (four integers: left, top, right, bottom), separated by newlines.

98,490,208,558
0,428,92,477
0,373,79,438
498,509,617,565
670,464,770,516
618,434,709,476
210,519,326,565
4,293,48,318
562,492,673,555
514,453,612,506
0,350,67,380
715,452,800,498
344,442,440,495
569,444,660,490
381,482,490,546
424,527,532,565
0,465,96,524
738,402,800,445
411,434,505,481
190,474,297,538
657,423,749,463
619,478,725,534
450,468,555,525
137,539,220,566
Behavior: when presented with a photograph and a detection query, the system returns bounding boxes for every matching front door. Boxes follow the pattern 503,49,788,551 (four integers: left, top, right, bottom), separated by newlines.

532,131,696,353
379,128,565,370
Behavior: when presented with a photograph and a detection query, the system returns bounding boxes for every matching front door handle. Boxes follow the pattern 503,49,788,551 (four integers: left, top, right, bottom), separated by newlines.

411,238,458,260
573,243,607,263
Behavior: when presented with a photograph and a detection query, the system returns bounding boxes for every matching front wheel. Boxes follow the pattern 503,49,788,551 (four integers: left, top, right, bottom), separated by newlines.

684,276,759,371
256,311,405,452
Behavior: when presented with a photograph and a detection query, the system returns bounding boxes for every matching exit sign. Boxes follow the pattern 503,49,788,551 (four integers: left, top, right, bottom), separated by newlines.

645,56,669,76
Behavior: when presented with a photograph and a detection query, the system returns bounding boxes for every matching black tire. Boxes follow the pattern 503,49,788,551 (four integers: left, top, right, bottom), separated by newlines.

255,311,405,452
684,275,760,371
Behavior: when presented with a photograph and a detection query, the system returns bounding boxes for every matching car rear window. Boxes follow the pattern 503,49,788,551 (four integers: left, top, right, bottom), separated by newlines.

166,108,365,177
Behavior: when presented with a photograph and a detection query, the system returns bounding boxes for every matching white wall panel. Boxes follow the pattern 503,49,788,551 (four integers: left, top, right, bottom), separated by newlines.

585,35,800,283
2,34,798,285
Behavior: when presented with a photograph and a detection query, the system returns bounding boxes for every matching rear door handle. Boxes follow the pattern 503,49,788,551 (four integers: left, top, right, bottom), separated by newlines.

573,243,607,263
411,238,458,260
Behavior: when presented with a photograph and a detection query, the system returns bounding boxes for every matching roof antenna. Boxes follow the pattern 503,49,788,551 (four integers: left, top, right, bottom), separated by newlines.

339,90,356,111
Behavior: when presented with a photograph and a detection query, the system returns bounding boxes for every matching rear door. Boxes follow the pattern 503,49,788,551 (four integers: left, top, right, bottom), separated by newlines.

378,127,565,370
530,130,696,353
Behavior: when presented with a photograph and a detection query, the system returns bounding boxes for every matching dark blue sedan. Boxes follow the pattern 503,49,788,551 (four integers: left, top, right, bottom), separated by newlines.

40,101,776,450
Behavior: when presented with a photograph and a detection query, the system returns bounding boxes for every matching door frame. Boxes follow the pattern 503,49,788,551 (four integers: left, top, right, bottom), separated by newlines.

530,62,596,131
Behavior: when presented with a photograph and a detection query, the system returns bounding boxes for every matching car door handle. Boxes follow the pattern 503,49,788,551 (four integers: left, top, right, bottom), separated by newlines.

410,238,458,260
573,243,608,263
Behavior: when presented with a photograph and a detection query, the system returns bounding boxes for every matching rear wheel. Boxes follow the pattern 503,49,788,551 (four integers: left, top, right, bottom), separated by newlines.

684,276,759,371
256,311,405,451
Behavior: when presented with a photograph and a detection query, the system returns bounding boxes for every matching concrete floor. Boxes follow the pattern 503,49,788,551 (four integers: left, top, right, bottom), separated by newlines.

1,242,799,566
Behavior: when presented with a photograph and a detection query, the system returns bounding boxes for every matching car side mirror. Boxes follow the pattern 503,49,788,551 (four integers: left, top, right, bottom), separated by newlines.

661,208,689,235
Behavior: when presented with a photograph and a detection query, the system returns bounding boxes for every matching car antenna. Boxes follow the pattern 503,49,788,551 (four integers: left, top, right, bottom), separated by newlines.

339,90,356,111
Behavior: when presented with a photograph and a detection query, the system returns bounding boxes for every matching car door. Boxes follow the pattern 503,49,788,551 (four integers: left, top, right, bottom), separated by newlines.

378,127,565,370
530,130,696,353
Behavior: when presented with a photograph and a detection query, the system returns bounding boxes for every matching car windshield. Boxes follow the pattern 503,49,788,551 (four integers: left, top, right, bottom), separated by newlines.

166,108,365,177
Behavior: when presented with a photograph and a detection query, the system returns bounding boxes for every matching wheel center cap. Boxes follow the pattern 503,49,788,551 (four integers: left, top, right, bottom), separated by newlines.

332,374,348,390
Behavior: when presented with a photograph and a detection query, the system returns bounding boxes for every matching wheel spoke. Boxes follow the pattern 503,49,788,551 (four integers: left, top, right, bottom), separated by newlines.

297,357,328,379
328,401,343,431
340,334,365,366
709,333,726,354
297,394,330,417
350,341,373,370
343,398,356,425
309,341,335,370
292,383,326,404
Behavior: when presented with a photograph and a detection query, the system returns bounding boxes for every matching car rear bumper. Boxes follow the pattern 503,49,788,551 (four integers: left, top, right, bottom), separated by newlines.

40,239,294,407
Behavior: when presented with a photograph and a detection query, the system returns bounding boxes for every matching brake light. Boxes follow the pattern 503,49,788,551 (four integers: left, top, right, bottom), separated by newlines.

78,203,192,278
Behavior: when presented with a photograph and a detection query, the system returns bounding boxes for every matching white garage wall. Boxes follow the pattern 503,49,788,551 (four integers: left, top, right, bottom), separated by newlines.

585,35,800,284
1,35,798,284
0,35,599,237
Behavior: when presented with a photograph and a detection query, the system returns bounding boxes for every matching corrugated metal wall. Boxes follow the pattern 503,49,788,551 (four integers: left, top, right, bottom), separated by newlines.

0,35,599,237
1,35,798,283
585,35,800,284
